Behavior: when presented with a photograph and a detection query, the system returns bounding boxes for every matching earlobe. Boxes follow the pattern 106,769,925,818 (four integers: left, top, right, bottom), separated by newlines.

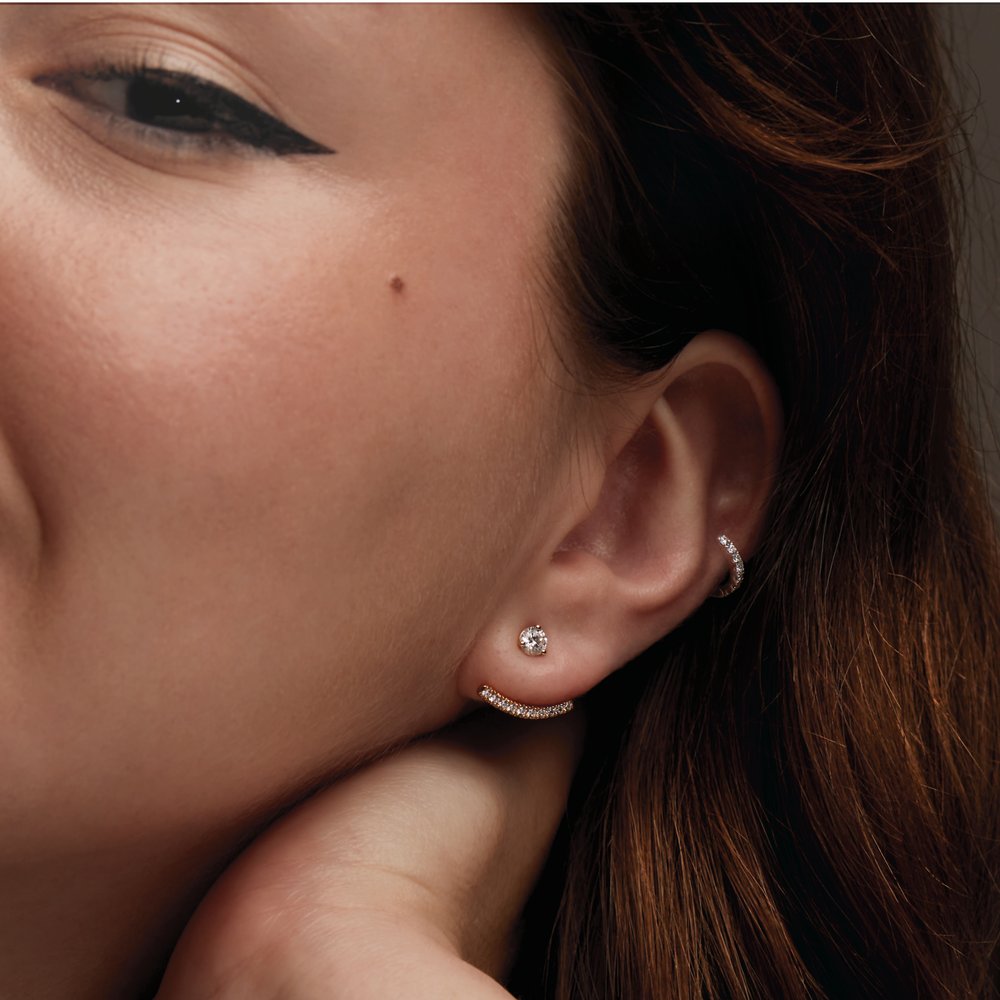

458,329,783,715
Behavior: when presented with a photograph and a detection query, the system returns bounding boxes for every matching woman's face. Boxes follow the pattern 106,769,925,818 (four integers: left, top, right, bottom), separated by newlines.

0,4,576,852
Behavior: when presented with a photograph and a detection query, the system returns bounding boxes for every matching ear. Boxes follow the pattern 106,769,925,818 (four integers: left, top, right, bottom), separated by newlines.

456,329,784,709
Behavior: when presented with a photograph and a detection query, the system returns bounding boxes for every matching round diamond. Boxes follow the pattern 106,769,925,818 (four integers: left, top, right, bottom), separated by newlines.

518,625,548,656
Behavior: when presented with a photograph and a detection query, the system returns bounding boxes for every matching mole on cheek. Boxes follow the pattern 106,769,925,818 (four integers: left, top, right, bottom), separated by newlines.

388,274,405,293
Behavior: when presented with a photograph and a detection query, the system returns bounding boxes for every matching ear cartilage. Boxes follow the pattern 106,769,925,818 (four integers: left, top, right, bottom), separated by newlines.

518,625,548,656
477,684,574,720
711,533,745,598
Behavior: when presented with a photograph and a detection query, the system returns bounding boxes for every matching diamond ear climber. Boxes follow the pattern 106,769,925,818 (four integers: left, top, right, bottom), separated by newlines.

711,533,744,597
476,625,572,719
477,684,574,720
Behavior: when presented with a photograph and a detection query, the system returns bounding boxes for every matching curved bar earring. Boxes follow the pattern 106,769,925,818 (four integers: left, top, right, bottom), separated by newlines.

477,684,574,720
712,533,745,597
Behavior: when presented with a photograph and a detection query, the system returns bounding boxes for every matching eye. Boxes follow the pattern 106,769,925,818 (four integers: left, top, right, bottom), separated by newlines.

33,59,335,158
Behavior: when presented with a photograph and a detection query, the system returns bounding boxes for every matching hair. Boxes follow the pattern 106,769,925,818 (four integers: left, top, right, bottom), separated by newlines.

508,5,1000,998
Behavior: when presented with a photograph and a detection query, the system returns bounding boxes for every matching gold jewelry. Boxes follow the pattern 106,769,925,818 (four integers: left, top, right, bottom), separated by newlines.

712,533,744,597
477,684,574,720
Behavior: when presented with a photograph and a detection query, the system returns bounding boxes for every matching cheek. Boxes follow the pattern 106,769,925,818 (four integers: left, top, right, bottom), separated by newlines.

0,154,555,842
2,156,541,542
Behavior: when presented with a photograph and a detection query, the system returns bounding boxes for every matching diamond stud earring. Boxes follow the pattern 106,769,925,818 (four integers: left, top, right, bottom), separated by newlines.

518,625,548,656
712,533,745,597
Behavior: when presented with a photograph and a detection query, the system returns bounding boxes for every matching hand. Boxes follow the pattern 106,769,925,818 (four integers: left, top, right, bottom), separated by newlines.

156,707,585,999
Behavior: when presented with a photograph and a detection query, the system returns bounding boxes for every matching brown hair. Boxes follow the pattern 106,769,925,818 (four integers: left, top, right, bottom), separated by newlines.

511,5,1000,997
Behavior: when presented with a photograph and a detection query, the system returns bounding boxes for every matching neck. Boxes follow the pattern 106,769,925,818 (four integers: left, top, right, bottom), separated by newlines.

0,827,249,999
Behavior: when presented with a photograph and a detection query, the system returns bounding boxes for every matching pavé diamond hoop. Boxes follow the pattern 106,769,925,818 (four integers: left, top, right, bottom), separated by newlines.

477,684,574,720
518,625,548,656
712,533,744,598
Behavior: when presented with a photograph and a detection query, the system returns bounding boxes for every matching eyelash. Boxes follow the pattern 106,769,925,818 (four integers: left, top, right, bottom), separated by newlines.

33,54,335,159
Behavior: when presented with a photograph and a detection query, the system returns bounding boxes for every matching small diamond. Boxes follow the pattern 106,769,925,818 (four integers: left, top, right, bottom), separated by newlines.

518,625,548,656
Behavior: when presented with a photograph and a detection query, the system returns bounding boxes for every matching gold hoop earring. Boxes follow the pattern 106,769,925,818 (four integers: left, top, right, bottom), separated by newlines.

712,533,744,597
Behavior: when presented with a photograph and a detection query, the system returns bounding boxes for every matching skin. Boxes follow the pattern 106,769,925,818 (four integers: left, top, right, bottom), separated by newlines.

0,4,576,993
0,5,784,997
158,708,588,999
